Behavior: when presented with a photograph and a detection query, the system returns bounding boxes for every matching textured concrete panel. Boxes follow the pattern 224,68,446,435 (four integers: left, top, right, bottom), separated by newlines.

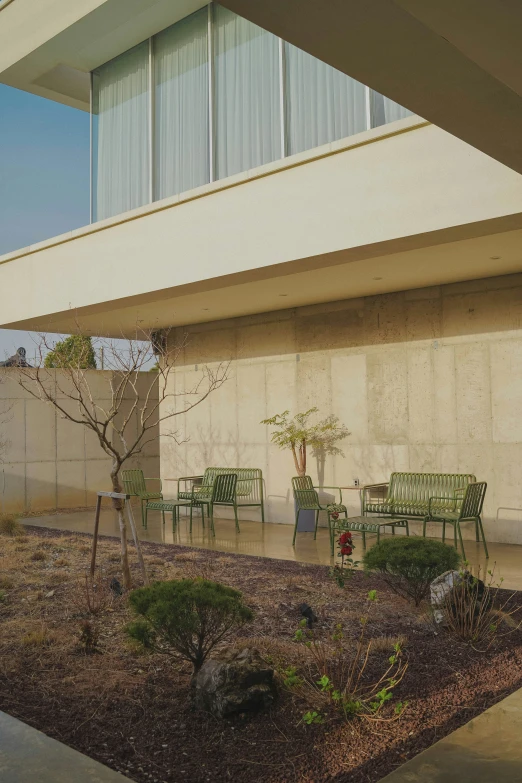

57,460,86,508
367,352,408,444
490,339,522,443
331,354,368,444
433,345,458,444
407,348,434,444
26,461,56,511
25,400,56,461
455,343,492,443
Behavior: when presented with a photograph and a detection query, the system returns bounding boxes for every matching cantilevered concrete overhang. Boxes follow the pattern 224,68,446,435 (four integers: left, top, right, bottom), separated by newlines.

1,120,522,338
2,0,522,174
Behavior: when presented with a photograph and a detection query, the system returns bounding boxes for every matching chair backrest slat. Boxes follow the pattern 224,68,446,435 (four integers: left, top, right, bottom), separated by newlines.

122,469,146,495
212,473,238,504
292,476,319,510
460,482,487,519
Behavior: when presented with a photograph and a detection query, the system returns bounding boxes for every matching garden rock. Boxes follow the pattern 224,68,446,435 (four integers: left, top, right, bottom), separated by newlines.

193,647,277,718
430,570,463,623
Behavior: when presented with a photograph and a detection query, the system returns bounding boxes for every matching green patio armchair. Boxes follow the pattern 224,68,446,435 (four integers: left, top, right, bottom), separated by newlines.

292,476,347,549
423,481,488,559
121,469,163,527
193,473,239,536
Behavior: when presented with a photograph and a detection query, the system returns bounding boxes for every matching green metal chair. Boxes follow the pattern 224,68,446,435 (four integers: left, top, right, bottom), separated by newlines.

423,481,488,559
121,469,163,527
195,473,239,536
291,476,347,549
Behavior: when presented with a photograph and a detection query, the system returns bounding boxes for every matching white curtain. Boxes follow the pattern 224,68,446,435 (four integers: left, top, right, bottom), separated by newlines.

214,5,280,179
154,9,209,200
285,43,367,156
370,91,413,128
93,42,150,221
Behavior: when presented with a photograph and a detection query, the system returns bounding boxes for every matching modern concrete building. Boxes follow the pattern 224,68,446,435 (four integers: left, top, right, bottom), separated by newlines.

2,0,522,543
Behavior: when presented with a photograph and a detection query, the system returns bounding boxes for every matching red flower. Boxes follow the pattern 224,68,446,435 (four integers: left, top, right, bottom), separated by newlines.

331,512,339,520
339,532,352,545
340,546,353,556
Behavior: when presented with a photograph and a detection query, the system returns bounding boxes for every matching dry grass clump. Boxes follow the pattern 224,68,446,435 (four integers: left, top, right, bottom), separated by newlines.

48,570,69,585
369,635,408,654
21,626,58,648
54,557,70,568
30,550,47,562
0,514,24,537
0,576,15,590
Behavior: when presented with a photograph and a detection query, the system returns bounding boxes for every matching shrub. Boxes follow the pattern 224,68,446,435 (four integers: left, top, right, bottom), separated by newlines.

30,550,47,562
127,579,253,674
289,591,408,723
443,567,521,650
78,620,100,654
44,335,96,369
363,537,460,606
0,514,23,537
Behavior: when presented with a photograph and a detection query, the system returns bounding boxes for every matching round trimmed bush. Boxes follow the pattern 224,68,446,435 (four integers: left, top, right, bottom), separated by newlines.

127,579,253,674
363,537,461,606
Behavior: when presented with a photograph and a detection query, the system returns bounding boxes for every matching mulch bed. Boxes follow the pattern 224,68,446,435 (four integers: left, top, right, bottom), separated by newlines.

1,525,522,783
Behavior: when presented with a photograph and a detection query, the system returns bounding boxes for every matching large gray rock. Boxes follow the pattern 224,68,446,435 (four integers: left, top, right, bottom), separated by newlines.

193,648,277,718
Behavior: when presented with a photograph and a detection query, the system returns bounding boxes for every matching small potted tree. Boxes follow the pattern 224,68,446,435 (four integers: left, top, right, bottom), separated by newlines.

261,408,349,531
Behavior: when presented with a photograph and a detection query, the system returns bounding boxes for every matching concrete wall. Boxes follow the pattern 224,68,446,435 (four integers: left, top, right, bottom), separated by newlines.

162,271,522,545
0,370,159,514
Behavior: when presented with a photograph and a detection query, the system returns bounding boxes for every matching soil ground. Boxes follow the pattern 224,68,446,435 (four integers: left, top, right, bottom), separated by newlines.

0,525,521,783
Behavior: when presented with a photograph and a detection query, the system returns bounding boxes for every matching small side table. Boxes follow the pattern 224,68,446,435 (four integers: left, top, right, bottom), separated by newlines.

331,515,410,554
144,498,193,531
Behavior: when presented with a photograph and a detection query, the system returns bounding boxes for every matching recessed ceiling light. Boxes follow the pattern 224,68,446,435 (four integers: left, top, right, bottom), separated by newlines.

279,293,288,297
490,256,501,260
373,276,383,281
202,308,209,311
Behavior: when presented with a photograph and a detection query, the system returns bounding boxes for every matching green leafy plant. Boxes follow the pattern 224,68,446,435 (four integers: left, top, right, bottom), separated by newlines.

364,537,461,606
44,335,97,369
283,666,303,688
288,591,408,723
261,408,349,476
126,579,253,675
303,710,324,725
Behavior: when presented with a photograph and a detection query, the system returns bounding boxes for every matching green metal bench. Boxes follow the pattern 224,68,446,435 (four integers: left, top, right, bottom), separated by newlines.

292,476,347,549
122,469,163,527
177,467,264,521
423,481,488,558
362,472,476,522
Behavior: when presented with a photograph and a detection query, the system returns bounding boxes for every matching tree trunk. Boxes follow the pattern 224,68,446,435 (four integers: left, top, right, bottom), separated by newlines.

111,469,132,590
291,444,303,477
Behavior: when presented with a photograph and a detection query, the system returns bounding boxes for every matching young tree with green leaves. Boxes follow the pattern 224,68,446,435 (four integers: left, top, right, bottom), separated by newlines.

44,335,97,369
261,407,349,476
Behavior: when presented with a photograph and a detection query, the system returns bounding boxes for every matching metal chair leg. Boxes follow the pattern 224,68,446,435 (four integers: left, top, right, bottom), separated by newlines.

456,522,466,559
141,499,146,528
292,510,300,546
442,521,446,543
210,503,216,536
405,520,410,537
314,510,319,540
190,503,193,534
475,518,480,542
234,504,240,533
477,516,489,558
144,503,148,530
161,509,165,526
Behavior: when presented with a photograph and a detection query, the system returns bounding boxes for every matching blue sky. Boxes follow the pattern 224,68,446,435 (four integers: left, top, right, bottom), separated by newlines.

0,84,89,362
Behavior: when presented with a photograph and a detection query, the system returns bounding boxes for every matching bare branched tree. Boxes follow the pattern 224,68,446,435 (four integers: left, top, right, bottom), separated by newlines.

16,326,228,588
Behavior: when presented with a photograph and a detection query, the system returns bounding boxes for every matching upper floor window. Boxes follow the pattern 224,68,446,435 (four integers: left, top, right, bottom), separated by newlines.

91,3,413,222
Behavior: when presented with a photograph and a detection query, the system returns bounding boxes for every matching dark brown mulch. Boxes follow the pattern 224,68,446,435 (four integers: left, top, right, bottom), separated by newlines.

0,525,521,783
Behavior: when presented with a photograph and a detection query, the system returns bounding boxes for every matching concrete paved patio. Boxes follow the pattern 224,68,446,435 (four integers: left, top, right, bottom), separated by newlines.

0,711,131,783
24,505,522,590
378,686,522,782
